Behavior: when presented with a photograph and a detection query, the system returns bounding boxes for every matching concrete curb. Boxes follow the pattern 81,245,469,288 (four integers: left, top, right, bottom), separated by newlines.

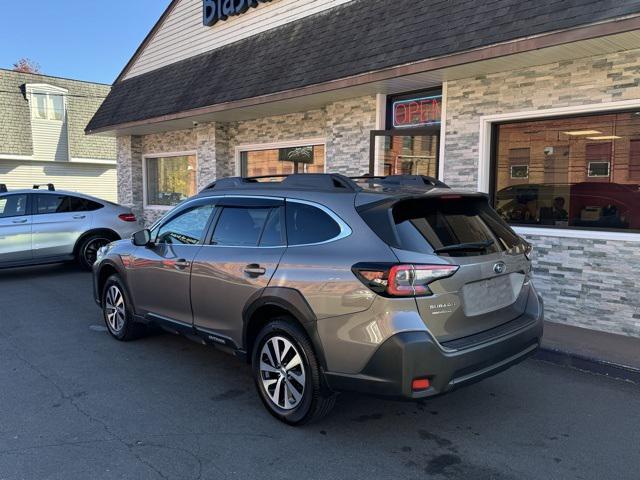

535,347,640,385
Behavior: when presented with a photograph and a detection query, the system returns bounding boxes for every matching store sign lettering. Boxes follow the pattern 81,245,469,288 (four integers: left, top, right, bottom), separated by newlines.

393,96,442,128
203,0,272,26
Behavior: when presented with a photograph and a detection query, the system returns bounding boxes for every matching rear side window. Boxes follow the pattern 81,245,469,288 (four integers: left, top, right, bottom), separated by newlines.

392,197,521,256
35,194,69,214
286,202,342,246
212,207,271,247
0,194,28,218
69,196,103,212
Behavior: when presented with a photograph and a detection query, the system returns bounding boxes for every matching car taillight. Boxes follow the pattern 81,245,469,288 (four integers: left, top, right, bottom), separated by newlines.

352,263,459,297
118,213,137,222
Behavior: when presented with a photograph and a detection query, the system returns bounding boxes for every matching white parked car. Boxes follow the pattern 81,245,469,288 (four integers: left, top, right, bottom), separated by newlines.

0,184,140,269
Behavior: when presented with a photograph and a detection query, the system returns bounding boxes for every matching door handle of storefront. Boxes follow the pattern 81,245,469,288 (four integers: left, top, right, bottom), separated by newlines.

244,264,266,277
12,218,28,224
174,259,191,270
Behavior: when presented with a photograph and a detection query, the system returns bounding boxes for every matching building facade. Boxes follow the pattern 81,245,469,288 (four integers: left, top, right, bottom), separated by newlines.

88,0,640,338
0,69,117,200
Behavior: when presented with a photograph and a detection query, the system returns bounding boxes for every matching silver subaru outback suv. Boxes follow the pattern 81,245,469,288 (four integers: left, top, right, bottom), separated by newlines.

93,174,543,425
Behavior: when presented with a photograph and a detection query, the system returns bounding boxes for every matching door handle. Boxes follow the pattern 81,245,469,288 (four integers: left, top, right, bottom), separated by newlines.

244,264,267,276
73,215,86,220
12,218,28,224
174,259,191,270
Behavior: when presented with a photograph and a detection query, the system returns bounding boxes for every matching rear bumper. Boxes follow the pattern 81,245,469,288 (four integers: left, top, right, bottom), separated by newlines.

324,295,544,399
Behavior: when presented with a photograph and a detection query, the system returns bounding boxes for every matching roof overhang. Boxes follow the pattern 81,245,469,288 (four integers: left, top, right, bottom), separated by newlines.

89,15,640,137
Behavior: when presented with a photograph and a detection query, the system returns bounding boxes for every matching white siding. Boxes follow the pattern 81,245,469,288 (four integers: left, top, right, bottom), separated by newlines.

0,160,117,202
31,119,69,162
123,0,355,80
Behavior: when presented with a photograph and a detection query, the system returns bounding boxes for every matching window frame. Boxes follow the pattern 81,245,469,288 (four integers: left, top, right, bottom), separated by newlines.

142,151,198,210
587,161,611,178
234,139,327,178
482,103,640,239
509,164,529,180
27,84,67,122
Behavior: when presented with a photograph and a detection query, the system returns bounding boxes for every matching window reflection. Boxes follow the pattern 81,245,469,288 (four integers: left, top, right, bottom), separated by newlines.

494,112,640,231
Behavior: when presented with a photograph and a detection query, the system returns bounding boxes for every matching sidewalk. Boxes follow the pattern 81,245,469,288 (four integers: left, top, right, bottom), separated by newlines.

536,321,640,383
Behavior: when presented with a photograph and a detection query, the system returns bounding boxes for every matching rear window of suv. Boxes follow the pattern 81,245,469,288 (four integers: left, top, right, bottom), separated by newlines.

362,196,522,257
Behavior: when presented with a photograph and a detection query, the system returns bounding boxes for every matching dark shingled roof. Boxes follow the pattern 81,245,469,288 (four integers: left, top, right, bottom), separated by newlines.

87,0,640,132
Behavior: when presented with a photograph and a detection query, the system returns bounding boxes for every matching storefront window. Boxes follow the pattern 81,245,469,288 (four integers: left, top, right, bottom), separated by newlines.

493,111,640,232
241,144,325,178
370,89,442,176
145,155,197,206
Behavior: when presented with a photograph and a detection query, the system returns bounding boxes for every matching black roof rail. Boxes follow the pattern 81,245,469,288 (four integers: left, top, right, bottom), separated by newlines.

202,174,361,192
0,184,7,193
33,183,56,191
351,175,449,189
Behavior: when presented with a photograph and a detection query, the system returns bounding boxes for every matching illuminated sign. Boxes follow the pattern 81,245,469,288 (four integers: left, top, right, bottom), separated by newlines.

203,0,272,26
393,95,442,128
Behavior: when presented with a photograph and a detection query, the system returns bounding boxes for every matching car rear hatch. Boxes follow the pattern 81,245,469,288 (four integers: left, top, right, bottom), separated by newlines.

358,192,532,344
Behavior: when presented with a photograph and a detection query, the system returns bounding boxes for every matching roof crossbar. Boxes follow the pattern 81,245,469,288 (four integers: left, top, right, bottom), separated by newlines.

203,174,360,192
351,175,449,189
33,183,56,191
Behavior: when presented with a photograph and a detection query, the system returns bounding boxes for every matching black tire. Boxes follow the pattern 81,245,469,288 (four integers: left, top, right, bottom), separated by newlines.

252,317,336,425
102,274,146,341
77,234,114,270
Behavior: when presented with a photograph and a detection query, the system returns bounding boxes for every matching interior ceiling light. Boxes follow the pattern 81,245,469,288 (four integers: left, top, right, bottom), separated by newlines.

562,130,602,136
586,135,622,140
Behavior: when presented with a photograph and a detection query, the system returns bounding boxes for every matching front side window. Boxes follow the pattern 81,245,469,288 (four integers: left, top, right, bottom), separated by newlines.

494,111,640,231
31,93,65,121
240,144,325,178
212,207,272,247
0,195,28,218
156,204,215,245
146,155,197,207
35,194,69,215
286,202,342,246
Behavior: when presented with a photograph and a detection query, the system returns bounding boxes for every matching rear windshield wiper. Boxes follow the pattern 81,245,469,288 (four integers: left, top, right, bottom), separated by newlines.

434,240,495,254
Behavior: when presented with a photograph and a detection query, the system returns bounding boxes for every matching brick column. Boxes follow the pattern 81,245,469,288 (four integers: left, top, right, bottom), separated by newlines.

116,135,143,220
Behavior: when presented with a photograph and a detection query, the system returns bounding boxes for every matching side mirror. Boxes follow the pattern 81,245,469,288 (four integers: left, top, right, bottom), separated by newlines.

132,229,152,247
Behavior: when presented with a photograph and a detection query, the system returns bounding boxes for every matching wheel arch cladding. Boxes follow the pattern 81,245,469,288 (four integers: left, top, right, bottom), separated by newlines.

243,287,327,370
97,262,120,305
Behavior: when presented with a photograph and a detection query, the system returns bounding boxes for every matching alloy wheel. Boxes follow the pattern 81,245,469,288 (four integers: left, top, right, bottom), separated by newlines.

84,238,110,266
105,285,126,333
259,336,306,410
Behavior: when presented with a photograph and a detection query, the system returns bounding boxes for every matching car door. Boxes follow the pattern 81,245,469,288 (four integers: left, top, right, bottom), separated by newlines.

31,193,93,259
127,199,216,325
191,197,286,347
0,193,32,264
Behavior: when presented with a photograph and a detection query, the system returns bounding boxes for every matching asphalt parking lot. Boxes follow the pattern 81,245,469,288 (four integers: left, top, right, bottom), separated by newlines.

0,264,639,480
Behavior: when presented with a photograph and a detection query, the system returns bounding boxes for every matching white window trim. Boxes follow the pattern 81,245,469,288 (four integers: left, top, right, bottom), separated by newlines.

587,161,611,178
142,151,198,210
26,84,68,123
477,98,640,242
234,138,327,177
510,164,529,179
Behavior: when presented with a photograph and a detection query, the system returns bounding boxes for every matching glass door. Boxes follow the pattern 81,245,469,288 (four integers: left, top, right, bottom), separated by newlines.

369,128,440,177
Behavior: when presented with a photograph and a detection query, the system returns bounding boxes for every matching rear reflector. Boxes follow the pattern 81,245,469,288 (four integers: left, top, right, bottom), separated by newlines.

118,213,137,222
412,378,430,391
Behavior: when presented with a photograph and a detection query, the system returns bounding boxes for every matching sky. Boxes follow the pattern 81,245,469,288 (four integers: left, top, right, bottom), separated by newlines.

0,0,172,84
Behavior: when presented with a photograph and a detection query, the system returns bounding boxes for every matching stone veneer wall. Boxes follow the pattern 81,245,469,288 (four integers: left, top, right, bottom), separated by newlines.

117,95,377,226
444,48,640,337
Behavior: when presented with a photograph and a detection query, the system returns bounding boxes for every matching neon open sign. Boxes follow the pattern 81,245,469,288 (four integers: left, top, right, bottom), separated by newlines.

393,95,442,128
203,0,272,27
